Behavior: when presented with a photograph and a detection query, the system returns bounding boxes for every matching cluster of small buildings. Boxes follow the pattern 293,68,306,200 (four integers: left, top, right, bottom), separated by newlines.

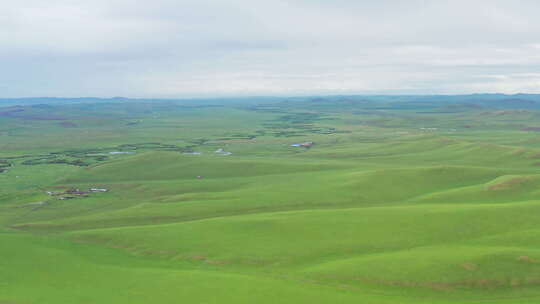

46,187,108,200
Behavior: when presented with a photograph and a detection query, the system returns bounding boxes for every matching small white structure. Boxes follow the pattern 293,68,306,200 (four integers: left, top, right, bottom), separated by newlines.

89,188,108,193
291,142,314,148
215,148,232,155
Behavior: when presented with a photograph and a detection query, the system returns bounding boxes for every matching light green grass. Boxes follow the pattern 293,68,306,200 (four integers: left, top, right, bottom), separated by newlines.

4,98,540,303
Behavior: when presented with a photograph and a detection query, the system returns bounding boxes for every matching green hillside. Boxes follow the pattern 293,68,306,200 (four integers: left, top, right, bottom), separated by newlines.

3,96,540,303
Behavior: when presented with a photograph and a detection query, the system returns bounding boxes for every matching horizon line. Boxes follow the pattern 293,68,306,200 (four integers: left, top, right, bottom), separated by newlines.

1,92,540,101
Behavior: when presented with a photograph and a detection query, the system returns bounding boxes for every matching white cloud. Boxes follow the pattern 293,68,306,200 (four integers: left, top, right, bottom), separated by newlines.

1,0,539,97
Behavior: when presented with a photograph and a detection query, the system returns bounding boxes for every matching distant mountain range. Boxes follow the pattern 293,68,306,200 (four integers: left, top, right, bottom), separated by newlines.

2,94,540,109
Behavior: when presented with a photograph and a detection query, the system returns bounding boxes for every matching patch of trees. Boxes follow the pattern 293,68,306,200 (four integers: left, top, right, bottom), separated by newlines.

22,157,90,167
0,160,11,172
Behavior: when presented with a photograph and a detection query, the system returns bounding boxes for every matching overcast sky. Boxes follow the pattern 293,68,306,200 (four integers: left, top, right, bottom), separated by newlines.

1,0,539,97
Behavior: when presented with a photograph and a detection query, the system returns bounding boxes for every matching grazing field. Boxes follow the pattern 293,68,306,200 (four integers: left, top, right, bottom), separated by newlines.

2,95,540,303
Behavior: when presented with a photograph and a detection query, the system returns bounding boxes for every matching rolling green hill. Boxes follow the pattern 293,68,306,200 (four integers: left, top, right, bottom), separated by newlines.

2,96,540,303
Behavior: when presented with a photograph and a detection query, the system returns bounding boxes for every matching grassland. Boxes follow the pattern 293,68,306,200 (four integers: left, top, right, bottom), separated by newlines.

2,95,540,303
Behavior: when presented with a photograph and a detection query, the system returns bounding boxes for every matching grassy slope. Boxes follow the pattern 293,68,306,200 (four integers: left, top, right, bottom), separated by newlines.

3,101,540,303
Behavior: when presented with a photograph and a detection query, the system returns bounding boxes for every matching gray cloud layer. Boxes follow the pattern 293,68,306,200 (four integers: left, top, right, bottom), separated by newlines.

1,0,539,97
